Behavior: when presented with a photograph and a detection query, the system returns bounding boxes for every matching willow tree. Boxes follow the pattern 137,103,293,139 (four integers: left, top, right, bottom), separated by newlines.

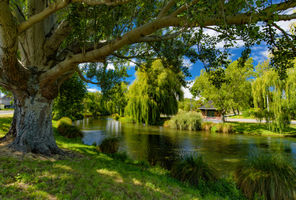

252,60,296,133
125,59,183,125
0,0,296,155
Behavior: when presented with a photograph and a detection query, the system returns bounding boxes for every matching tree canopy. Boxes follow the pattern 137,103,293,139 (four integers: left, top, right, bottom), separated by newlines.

53,73,87,120
125,59,183,125
252,59,296,133
191,58,254,115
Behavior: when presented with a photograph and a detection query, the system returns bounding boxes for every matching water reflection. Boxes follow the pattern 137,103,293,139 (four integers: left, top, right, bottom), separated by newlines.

78,117,296,174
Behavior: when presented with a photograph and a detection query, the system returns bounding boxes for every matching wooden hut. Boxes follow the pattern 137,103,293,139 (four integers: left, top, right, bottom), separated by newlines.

198,101,222,122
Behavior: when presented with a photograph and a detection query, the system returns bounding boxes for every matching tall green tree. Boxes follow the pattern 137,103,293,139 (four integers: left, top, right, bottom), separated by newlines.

53,73,87,120
191,58,254,117
1,0,295,154
125,59,183,125
252,59,296,133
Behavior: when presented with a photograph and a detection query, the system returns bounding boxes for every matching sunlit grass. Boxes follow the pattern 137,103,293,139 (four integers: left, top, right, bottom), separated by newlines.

0,116,11,137
231,122,296,136
0,117,244,199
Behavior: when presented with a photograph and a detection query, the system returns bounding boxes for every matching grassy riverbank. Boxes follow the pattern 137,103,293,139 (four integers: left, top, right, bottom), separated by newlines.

230,122,296,136
0,117,245,200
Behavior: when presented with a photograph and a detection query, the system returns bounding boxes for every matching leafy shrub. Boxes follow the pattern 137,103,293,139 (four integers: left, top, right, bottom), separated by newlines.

222,123,233,133
97,137,120,154
57,118,83,138
204,123,234,133
57,117,72,127
234,152,296,200
163,120,170,127
170,155,218,186
168,111,203,131
201,122,214,131
112,113,120,120
119,116,135,123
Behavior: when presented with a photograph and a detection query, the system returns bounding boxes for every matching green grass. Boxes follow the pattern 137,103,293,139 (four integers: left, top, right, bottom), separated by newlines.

235,151,296,200
230,122,296,136
0,117,244,199
0,116,11,138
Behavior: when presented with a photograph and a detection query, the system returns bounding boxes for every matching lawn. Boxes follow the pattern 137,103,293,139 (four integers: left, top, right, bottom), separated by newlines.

0,116,12,138
0,117,244,200
231,122,296,136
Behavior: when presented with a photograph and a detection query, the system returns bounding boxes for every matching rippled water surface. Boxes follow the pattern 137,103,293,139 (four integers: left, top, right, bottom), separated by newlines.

76,118,296,174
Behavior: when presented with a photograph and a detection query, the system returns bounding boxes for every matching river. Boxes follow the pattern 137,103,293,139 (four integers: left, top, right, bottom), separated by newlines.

76,117,296,175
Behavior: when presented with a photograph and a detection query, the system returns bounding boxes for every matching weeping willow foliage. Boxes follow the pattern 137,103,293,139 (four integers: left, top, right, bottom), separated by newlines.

252,60,296,133
125,60,184,125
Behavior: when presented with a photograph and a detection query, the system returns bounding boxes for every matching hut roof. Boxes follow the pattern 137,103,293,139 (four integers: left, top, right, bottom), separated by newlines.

198,101,217,110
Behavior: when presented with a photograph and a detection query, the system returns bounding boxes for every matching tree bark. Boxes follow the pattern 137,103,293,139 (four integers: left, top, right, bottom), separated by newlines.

9,93,62,155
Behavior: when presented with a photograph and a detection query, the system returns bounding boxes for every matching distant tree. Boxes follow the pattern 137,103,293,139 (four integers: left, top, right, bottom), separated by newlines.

191,58,254,117
125,60,184,125
53,73,87,120
106,82,128,116
84,82,128,117
84,92,106,118
178,98,202,112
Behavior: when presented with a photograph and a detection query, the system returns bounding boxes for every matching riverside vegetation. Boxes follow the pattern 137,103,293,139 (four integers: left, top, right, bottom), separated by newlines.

0,116,242,199
2,116,296,199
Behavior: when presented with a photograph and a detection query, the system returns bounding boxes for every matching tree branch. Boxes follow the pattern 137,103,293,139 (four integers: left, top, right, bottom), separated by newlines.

18,0,131,34
72,0,131,6
171,0,200,17
137,32,181,42
75,65,99,84
272,22,296,52
39,1,296,84
44,20,72,57
18,0,70,34
157,0,176,18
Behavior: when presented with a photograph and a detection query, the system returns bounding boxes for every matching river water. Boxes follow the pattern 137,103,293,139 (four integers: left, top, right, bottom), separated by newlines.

76,117,296,175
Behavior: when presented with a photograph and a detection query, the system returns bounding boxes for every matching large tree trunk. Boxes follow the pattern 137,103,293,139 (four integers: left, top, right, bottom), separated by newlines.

9,93,62,155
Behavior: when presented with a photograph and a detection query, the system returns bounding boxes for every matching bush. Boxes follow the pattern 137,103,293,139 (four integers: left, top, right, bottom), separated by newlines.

203,123,234,133
112,113,120,120
234,152,296,200
201,122,214,131
170,155,218,186
119,116,135,123
222,123,233,133
57,118,83,138
97,137,120,154
168,111,203,131
57,117,72,127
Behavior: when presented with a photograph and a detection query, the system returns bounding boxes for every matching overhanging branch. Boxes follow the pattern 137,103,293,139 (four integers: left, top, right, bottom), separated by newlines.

76,65,99,84
18,0,131,34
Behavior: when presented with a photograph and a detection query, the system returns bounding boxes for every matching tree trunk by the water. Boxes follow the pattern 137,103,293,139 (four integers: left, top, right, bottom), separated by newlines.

9,93,62,155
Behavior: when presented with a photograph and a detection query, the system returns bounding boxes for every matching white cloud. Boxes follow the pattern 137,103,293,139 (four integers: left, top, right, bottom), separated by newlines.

87,88,99,93
181,81,198,99
275,19,296,33
183,58,193,69
106,63,115,70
